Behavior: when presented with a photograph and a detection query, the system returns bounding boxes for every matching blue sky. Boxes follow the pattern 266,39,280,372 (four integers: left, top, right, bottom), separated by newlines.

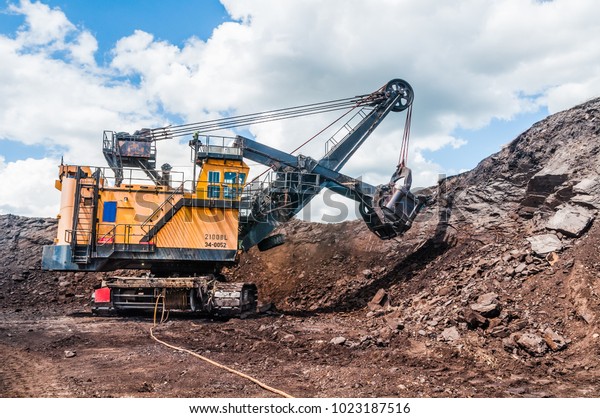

1,0,599,217
0,0,230,53
426,108,549,171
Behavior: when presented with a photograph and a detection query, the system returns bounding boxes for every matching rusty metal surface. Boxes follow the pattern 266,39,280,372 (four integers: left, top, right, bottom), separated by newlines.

103,276,211,288
118,140,151,158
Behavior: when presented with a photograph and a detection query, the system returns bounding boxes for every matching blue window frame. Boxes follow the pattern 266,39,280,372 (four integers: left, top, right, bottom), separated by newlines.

102,201,117,222
224,172,237,184
208,171,220,184
223,186,238,199
207,185,220,198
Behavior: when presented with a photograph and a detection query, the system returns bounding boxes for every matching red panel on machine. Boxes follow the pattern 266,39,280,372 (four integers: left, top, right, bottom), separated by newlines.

94,287,111,303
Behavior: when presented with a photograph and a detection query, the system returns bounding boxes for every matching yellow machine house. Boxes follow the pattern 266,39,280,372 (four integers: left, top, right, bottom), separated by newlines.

45,134,248,275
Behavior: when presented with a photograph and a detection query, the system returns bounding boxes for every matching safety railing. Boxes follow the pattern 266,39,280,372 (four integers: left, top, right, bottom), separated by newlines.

96,223,158,249
97,166,186,189
240,170,321,219
191,135,243,162
324,108,369,155
139,183,188,229
64,229,92,245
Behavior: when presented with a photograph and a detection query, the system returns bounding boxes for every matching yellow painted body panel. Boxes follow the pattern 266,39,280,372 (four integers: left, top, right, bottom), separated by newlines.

156,207,239,250
95,186,177,245
56,177,75,245
53,156,249,253
195,158,248,201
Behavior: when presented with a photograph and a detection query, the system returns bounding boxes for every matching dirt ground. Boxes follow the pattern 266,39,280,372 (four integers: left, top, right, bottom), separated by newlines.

1,294,598,398
1,216,599,398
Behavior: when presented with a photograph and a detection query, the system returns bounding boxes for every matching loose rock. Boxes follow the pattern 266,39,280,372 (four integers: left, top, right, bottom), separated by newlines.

573,177,597,195
470,292,500,318
527,234,563,256
516,333,548,356
440,326,460,342
515,263,527,274
368,288,390,311
462,308,489,329
64,350,77,358
330,336,347,346
546,205,594,238
543,328,568,351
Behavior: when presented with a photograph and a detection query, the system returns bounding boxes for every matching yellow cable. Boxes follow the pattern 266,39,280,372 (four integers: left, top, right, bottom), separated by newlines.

151,294,294,399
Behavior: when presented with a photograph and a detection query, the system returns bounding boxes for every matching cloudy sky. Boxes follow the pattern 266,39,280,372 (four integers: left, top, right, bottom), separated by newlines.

0,0,599,219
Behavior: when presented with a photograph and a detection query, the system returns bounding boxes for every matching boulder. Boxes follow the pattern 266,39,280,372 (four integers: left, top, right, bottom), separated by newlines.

384,314,405,331
546,205,594,238
516,333,548,356
462,308,489,329
64,350,77,358
440,326,460,342
526,234,563,256
570,195,600,209
545,252,560,266
330,336,347,346
518,165,570,217
470,292,500,318
368,288,390,311
573,177,598,195
527,166,569,195
543,328,568,351
490,325,510,338
508,319,529,333
515,263,527,274
502,335,518,352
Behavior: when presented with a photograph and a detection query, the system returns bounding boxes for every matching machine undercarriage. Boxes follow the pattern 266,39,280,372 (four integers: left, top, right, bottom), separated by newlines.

92,276,257,316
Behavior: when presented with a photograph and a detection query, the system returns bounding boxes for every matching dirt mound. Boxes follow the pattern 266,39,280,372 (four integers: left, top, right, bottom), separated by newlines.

230,97,600,374
0,216,90,313
0,215,128,314
1,97,599,397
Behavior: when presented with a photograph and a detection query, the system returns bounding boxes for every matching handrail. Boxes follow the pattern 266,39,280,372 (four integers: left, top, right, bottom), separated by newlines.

96,225,117,247
96,223,159,246
324,108,368,155
140,184,186,228
65,229,92,245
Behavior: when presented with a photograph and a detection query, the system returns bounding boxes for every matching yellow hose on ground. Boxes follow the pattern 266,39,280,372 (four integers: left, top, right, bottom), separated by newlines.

151,294,294,398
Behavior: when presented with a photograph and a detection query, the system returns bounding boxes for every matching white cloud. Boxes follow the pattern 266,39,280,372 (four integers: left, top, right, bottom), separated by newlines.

1,0,600,219
0,156,59,217
8,0,74,48
544,76,600,113
68,30,98,65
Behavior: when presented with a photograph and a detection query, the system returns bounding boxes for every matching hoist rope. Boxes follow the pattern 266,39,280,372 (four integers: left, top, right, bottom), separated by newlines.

248,102,363,184
398,104,413,167
246,85,389,184
150,94,377,140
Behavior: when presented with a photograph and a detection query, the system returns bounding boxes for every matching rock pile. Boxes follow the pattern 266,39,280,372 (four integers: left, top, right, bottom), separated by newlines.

231,97,600,364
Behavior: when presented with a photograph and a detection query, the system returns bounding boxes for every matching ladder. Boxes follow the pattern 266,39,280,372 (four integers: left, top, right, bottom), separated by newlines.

70,169,99,264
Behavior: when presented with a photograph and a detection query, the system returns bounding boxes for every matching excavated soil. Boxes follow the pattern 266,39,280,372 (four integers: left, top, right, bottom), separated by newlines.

1,98,600,398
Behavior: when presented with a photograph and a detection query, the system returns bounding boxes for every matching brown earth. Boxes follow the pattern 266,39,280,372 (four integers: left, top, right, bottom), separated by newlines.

1,98,600,398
